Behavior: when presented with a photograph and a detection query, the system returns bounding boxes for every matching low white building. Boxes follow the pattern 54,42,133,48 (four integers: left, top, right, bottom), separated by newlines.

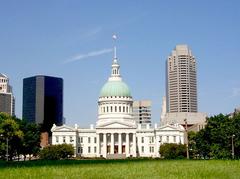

52,49,185,158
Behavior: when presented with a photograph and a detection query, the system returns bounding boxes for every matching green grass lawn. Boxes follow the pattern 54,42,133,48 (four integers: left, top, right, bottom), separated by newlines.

0,159,240,179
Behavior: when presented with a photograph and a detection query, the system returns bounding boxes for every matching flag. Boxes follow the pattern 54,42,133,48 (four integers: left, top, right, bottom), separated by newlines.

112,34,117,40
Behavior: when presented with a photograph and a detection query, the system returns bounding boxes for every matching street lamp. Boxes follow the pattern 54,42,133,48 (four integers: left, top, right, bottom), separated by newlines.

232,134,235,159
184,119,189,159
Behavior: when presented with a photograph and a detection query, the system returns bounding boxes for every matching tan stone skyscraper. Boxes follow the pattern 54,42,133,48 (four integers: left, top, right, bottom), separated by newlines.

166,45,197,113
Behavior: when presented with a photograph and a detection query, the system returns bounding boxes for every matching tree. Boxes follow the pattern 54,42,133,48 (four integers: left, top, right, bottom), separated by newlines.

39,144,74,160
231,113,240,159
19,120,41,160
188,131,198,159
0,113,23,160
0,112,41,161
191,113,240,159
160,143,186,159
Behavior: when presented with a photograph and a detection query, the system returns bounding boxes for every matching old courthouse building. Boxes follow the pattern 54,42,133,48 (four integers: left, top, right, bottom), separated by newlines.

52,47,185,158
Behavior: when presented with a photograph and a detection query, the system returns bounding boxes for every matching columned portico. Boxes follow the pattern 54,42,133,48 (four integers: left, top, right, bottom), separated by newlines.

97,131,137,158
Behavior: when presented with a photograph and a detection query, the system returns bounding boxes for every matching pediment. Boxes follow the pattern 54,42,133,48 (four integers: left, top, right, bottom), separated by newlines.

51,124,76,132
97,121,136,129
158,124,184,131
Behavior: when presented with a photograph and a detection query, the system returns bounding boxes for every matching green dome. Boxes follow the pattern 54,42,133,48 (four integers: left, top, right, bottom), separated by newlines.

100,81,131,97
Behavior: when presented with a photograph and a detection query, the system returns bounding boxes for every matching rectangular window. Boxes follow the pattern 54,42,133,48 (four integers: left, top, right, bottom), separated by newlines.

94,137,97,143
141,146,144,153
63,136,66,143
56,136,59,143
78,137,80,143
88,137,91,143
149,137,154,143
88,147,91,153
78,147,81,154
70,136,73,142
167,136,169,142
141,137,144,143
94,147,97,153
80,137,83,143
173,136,176,142
81,147,83,154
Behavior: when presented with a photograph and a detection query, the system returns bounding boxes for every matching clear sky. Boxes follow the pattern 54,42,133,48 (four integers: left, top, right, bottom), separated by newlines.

1,1,240,127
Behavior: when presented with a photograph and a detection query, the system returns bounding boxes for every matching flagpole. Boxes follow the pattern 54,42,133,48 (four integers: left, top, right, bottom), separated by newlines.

113,34,117,59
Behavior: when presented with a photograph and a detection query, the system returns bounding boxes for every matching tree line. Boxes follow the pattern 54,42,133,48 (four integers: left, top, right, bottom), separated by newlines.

160,112,240,159
0,112,74,161
188,113,240,159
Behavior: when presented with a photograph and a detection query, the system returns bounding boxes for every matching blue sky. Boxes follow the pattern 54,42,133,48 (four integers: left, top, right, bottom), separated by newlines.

1,1,240,126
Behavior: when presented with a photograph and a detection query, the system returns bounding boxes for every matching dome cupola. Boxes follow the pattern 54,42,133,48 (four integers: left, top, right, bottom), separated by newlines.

99,35,131,98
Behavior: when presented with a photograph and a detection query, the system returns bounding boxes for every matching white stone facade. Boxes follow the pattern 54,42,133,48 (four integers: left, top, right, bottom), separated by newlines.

51,123,184,158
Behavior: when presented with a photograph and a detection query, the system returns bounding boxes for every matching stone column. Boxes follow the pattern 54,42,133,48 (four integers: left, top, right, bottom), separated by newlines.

126,133,129,156
111,133,114,154
103,133,107,158
118,133,122,154
132,133,136,157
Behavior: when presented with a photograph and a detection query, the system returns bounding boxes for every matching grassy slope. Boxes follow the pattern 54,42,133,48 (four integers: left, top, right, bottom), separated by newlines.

0,159,240,179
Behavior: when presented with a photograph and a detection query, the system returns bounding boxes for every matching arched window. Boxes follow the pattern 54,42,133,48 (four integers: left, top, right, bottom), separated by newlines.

115,106,117,112
119,106,121,112
126,106,128,113
123,106,125,112
103,107,105,113
107,107,109,112
111,106,113,112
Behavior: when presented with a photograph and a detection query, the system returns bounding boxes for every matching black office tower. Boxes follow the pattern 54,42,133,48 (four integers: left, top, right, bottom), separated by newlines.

22,75,63,134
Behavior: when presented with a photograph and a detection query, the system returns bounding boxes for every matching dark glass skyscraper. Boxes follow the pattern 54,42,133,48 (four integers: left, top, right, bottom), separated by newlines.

22,75,63,133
